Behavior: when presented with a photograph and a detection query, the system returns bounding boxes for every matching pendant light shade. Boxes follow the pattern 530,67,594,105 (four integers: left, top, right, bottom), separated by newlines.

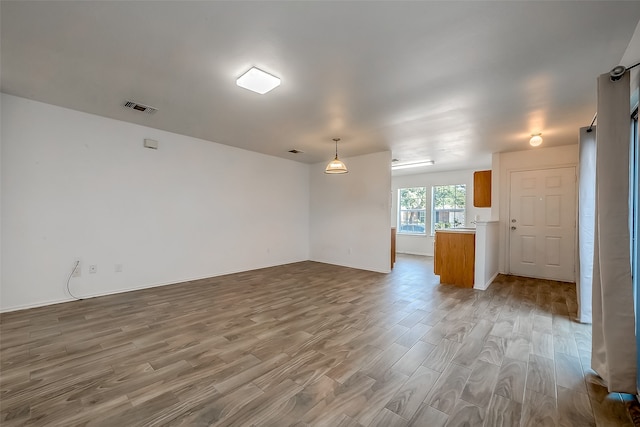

325,138,348,174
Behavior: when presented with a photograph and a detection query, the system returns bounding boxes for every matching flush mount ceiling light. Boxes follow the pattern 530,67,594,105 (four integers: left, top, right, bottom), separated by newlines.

391,160,435,170
236,67,281,94
529,133,543,147
325,138,348,174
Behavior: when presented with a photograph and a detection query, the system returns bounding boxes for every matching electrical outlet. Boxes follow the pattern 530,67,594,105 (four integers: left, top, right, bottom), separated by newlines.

115,264,123,273
72,259,82,277
89,265,97,274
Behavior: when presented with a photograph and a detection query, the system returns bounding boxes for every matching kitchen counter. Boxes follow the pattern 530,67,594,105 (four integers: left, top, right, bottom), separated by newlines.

434,223,499,290
434,230,475,287
435,228,476,234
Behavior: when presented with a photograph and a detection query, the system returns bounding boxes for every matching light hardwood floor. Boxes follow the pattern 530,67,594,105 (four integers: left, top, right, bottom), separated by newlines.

1,255,637,426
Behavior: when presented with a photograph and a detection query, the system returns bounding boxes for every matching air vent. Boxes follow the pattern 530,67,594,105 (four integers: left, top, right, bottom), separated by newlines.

124,100,158,114
288,149,304,154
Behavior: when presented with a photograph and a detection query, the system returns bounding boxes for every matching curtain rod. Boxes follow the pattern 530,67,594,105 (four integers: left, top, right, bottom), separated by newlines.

586,61,640,133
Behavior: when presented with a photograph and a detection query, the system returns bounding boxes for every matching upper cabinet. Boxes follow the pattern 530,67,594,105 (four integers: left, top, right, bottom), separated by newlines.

473,170,491,207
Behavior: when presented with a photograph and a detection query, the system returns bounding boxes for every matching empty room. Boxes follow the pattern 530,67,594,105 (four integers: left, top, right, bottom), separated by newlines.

2,1,640,426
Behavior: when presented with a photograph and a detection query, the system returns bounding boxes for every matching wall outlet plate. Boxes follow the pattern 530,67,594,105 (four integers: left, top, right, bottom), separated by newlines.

89,265,97,274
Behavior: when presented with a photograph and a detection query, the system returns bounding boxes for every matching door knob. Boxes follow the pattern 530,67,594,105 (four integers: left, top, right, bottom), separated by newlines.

511,226,517,230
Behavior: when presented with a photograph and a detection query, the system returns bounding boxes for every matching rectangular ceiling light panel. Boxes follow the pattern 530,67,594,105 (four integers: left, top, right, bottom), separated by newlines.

236,67,281,94
391,160,436,170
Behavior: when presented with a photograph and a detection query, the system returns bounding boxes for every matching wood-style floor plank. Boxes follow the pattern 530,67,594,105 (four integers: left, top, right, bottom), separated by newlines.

555,352,587,395
526,354,556,397
369,407,408,427
484,394,522,427
557,385,595,427
385,365,439,420
460,360,500,408
494,358,528,404
477,334,505,366
521,389,557,427
0,255,634,426
444,399,485,427
425,363,472,414
421,339,462,372
408,404,449,427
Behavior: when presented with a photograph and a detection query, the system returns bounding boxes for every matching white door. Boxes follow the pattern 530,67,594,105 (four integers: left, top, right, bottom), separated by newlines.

509,167,576,282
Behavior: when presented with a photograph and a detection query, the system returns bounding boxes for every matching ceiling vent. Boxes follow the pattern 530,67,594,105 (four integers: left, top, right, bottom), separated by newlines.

124,100,158,114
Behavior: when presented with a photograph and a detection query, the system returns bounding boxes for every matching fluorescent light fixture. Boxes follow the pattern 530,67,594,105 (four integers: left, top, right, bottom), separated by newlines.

236,67,281,94
391,160,435,170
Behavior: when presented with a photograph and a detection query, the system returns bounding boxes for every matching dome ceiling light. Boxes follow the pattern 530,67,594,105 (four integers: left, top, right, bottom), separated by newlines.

529,133,543,147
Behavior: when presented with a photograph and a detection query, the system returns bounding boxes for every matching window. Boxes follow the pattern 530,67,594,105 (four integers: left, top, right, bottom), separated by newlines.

631,108,639,390
398,187,426,234
432,184,466,233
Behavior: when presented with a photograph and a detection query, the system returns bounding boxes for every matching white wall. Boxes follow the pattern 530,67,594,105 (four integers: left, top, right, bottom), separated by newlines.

0,93,3,298
495,144,579,274
474,221,499,290
0,92,3,305
1,94,310,311
391,169,491,256
309,151,392,273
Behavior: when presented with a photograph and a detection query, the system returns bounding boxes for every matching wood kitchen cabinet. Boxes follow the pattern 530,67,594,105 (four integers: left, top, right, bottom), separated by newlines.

391,227,396,269
473,170,491,207
434,230,475,288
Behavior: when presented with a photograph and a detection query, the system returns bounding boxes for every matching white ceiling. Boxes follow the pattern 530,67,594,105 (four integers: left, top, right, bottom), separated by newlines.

2,1,639,174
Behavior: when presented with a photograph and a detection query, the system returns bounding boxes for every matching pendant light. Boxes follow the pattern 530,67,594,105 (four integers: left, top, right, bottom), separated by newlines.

325,138,348,174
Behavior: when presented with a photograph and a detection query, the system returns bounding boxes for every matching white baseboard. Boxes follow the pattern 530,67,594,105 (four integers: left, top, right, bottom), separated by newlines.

474,271,499,291
396,251,432,257
1,259,309,313
309,258,390,274
1,297,74,313
0,279,211,313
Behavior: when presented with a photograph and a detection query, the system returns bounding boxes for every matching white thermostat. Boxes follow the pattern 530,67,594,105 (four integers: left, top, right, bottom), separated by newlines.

144,139,158,149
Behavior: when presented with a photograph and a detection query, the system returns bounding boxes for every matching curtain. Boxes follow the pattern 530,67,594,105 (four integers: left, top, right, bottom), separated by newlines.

577,126,595,324
591,71,637,393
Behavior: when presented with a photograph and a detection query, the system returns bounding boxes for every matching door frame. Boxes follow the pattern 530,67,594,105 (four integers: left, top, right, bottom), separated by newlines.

505,164,578,281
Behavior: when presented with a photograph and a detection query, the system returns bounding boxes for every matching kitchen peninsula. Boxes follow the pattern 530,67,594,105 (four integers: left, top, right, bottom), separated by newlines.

434,221,499,289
